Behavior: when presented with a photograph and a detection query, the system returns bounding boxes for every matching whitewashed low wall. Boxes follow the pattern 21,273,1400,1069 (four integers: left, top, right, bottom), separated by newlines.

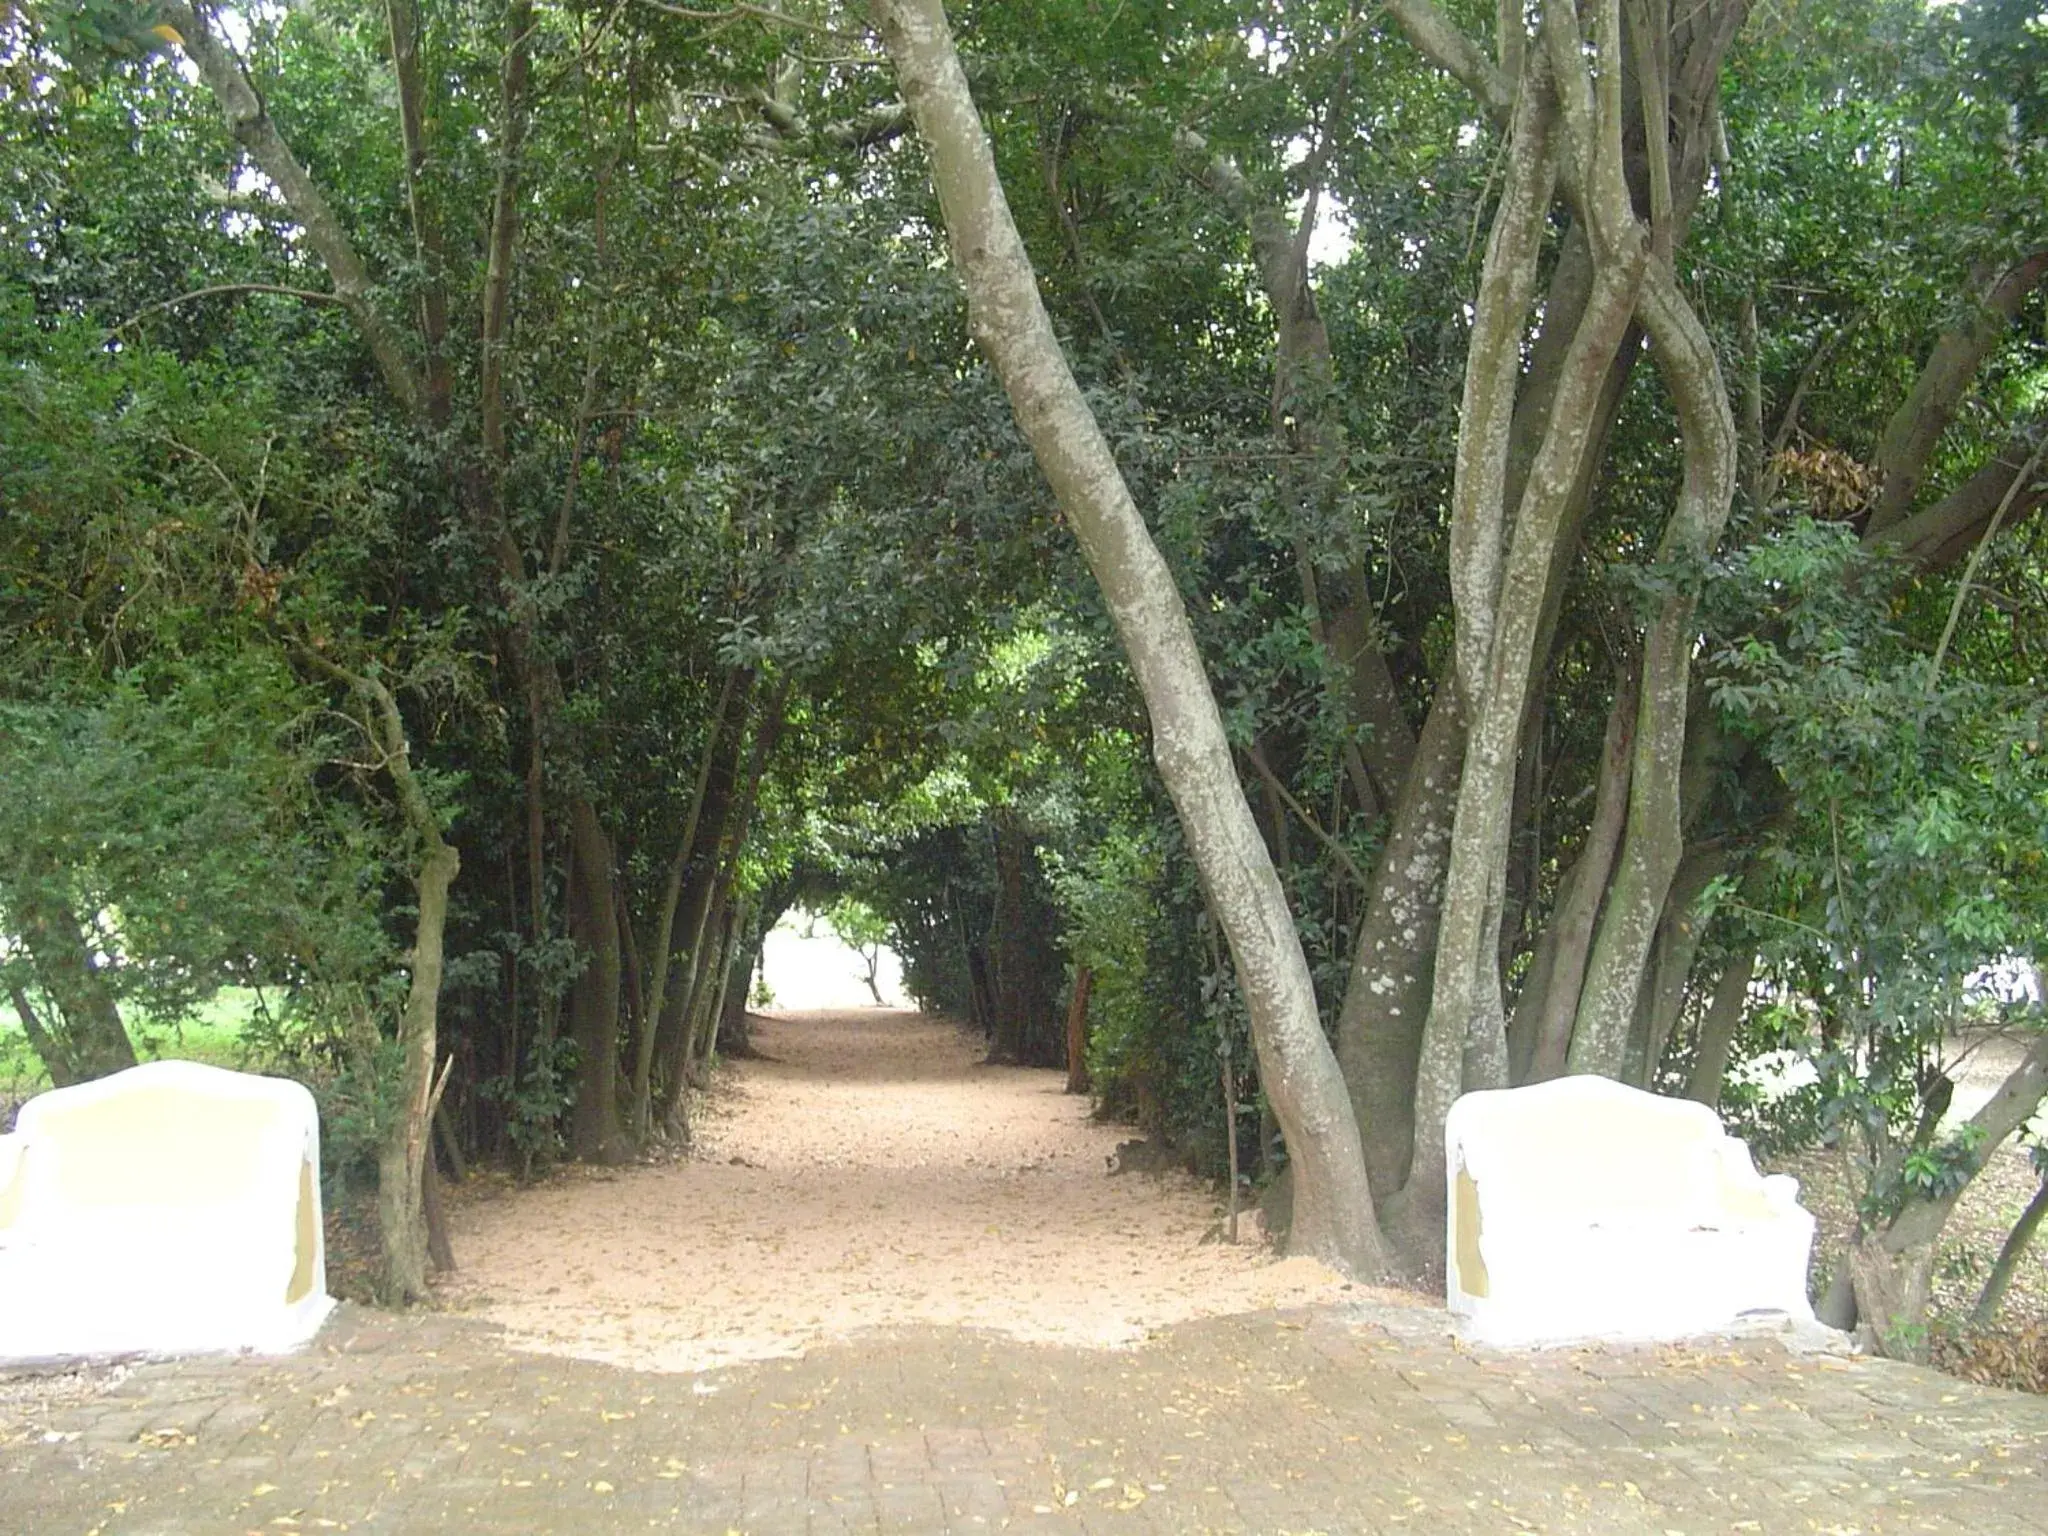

0,1060,334,1361
1445,1075,1816,1347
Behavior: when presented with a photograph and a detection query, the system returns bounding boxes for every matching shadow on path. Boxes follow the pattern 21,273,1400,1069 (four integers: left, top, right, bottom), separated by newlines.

4,1299,2045,1533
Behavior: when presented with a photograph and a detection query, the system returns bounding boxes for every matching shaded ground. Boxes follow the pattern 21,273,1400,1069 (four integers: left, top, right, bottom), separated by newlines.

4,1300,2046,1533
445,1009,1365,1372
1775,1025,2048,1391
6,1007,2048,1531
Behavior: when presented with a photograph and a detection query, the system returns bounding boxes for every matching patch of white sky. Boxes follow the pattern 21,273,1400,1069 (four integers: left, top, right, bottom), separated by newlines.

1249,23,1484,276
162,7,295,231
1246,24,1361,271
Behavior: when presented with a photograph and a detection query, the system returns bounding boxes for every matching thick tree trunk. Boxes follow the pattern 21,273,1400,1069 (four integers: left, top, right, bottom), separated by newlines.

1334,694,1462,1197
1567,265,1737,1075
987,816,1030,1063
1410,200,1645,1225
1869,251,2048,535
875,0,1386,1279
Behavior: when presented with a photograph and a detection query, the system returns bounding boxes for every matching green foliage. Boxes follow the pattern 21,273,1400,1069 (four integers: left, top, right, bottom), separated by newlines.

1706,517,2048,1209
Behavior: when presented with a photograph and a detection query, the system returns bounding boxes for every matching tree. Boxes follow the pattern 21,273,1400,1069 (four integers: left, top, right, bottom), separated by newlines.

871,0,1388,1279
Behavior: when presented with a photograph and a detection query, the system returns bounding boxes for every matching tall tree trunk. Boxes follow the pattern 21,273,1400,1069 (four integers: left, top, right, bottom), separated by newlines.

632,666,749,1141
1509,657,1637,1083
1684,950,1753,1107
653,716,749,1131
1567,265,1737,1074
685,896,739,1088
658,684,784,1133
1334,694,1462,1197
565,799,627,1163
379,834,457,1303
1623,840,1727,1087
874,0,1387,1279
1065,965,1094,1094
15,894,138,1083
298,656,460,1306
715,910,765,1058
1407,94,1645,1238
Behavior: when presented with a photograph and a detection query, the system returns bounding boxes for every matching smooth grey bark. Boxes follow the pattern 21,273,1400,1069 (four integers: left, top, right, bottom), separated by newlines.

1684,950,1754,1107
1403,58,1568,1209
1411,134,1646,1223
1568,264,1738,1074
873,0,1386,1279
1334,694,1463,1198
1623,840,1727,1088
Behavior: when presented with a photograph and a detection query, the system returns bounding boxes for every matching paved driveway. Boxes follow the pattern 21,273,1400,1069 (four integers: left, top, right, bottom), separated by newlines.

4,1302,2044,1534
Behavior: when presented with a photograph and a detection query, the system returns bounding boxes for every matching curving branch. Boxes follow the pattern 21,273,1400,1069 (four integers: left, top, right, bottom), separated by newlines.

108,282,345,339
1382,0,1514,124
153,2,424,421
1870,249,2048,535
1568,258,1737,1075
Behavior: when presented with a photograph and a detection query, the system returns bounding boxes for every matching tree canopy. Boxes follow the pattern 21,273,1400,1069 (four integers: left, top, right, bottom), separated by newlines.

3,0,2044,1342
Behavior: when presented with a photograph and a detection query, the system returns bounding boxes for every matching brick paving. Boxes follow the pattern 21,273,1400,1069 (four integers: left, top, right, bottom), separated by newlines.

3,1301,2043,1534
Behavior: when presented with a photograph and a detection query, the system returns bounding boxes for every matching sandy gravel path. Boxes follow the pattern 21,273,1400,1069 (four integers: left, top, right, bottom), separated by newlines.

447,1009,1374,1372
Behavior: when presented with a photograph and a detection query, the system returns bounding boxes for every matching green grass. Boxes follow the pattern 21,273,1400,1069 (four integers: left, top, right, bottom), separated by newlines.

1,988,267,1104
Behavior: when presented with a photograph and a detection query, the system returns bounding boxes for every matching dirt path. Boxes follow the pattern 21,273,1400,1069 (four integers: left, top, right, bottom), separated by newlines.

447,1009,1377,1372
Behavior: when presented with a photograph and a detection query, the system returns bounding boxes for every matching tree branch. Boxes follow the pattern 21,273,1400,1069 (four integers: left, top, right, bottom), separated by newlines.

1383,0,1514,125
1241,744,1371,890
1871,249,2048,535
153,2,425,421
107,283,347,339
1928,435,2048,687
480,0,537,469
